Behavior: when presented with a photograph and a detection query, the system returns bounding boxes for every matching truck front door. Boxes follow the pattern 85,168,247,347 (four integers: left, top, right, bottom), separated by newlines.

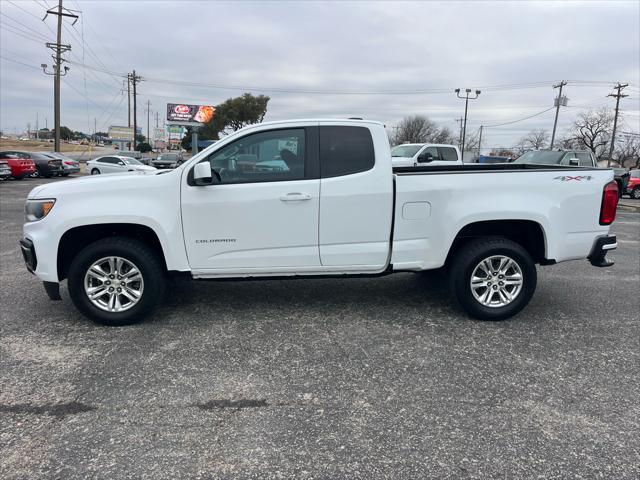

181,127,321,273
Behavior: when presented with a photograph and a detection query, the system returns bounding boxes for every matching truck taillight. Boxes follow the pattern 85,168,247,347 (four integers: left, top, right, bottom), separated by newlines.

599,181,618,225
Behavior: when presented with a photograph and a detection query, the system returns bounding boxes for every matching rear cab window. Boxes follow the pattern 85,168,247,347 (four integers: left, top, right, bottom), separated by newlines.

438,147,459,161
320,126,375,177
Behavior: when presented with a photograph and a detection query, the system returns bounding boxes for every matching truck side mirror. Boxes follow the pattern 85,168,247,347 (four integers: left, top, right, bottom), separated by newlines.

193,162,218,186
417,151,434,163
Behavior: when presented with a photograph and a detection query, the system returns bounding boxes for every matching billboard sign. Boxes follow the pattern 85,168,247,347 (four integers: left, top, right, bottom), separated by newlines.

154,128,166,141
166,104,215,126
108,126,134,141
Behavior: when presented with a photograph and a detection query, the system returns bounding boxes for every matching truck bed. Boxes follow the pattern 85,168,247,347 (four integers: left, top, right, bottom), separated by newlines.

393,163,608,174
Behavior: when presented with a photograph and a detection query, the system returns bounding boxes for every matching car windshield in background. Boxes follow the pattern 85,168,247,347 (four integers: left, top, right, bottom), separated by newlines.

513,151,565,165
158,154,178,161
122,157,142,165
631,170,640,178
391,145,422,157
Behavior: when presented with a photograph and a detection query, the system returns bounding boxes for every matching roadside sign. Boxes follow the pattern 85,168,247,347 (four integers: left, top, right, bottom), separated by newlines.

166,103,215,126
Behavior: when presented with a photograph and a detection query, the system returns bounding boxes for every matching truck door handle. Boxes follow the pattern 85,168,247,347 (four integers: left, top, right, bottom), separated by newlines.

279,193,312,202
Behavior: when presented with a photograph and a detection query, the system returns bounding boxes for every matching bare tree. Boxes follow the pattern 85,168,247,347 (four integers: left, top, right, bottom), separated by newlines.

517,129,550,152
567,108,613,159
463,129,480,153
615,134,640,169
393,115,455,145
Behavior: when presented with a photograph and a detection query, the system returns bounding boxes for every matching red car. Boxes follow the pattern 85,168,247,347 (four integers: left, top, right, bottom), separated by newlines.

0,152,36,179
626,169,640,199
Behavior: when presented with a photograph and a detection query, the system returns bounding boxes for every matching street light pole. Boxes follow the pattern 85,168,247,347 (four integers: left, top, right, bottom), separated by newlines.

455,88,481,161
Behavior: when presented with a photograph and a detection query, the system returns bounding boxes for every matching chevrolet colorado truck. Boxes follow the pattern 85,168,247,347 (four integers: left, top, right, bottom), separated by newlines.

21,119,619,326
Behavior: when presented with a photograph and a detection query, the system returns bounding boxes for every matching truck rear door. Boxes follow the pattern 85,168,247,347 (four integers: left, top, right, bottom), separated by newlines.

318,123,393,269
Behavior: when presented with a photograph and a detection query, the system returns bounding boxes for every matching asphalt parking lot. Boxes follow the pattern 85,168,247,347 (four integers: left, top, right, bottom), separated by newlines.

1,177,639,479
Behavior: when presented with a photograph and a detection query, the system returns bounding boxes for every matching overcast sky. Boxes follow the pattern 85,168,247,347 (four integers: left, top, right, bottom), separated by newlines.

1,0,639,150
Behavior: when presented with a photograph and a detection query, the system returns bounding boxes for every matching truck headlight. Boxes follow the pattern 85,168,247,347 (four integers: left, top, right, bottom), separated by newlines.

25,199,56,222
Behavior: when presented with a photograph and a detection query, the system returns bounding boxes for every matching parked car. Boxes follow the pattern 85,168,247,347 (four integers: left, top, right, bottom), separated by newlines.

87,155,157,175
21,119,618,326
0,160,12,180
471,155,512,164
27,152,64,178
391,143,462,167
151,153,183,169
513,149,596,166
41,152,80,176
612,168,630,198
625,169,640,199
0,151,36,179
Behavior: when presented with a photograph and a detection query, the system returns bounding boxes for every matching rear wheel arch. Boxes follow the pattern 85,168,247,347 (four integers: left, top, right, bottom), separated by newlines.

445,219,548,266
57,223,167,281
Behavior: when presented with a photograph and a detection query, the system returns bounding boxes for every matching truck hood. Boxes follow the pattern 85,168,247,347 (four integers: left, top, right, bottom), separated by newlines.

27,169,172,200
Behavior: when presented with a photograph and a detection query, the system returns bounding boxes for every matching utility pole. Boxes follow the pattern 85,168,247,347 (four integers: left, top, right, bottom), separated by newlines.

607,83,628,166
455,117,464,149
42,0,77,152
478,125,483,157
145,99,151,144
550,80,567,150
455,89,481,161
126,75,131,127
130,70,141,150
155,111,159,128
36,113,39,141
94,117,96,142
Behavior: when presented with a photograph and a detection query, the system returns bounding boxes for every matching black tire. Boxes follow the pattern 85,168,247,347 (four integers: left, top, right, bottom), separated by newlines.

62,173,70,177
67,237,166,326
31,168,41,178
449,237,537,321
91,168,100,175
632,187,640,200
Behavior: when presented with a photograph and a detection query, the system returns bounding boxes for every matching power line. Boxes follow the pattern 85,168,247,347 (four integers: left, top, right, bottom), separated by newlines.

0,23,46,44
0,54,42,71
482,107,555,128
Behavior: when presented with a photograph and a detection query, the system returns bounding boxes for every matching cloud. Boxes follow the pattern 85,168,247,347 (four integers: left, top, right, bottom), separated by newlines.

1,0,638,149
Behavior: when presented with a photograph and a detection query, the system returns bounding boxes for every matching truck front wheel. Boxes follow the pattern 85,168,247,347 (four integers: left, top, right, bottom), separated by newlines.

67,237,166,326
449,238,537,321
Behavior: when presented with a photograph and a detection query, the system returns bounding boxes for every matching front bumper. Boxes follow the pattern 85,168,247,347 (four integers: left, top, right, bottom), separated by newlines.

588,235,616,267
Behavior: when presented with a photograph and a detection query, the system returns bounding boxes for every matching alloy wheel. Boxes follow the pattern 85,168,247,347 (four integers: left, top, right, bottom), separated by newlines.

84,256,144,312
470,255,523,308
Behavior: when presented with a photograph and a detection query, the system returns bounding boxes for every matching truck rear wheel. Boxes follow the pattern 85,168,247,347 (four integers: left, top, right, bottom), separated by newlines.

67,237,166,326
449,237,537,321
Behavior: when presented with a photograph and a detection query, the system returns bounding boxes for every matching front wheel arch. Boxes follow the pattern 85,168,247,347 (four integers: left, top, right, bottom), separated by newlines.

57,223,167,281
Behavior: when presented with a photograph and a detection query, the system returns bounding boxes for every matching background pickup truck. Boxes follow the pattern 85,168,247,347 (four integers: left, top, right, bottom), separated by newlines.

21,119,619,326
391,143,462,167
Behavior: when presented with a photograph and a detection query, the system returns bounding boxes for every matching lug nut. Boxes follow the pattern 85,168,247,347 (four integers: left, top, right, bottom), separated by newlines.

493,285,498,290
106,280,111,285
108,287,114,292
117,287,122,292
487,282,492,286
499,281,504,286
109,274,115,279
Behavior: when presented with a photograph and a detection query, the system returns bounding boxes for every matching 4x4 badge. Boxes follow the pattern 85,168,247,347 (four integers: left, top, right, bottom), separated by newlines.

554,175,593,182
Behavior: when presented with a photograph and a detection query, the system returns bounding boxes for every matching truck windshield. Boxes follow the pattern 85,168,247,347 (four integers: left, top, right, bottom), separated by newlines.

513,151,565,165
391,145,422,157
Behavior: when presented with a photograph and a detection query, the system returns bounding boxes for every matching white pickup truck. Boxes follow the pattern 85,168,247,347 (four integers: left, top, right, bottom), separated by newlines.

21,119,619,326
391,143,462,168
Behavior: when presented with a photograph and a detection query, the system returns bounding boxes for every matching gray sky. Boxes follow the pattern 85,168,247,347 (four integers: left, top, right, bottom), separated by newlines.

1,0,639,150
